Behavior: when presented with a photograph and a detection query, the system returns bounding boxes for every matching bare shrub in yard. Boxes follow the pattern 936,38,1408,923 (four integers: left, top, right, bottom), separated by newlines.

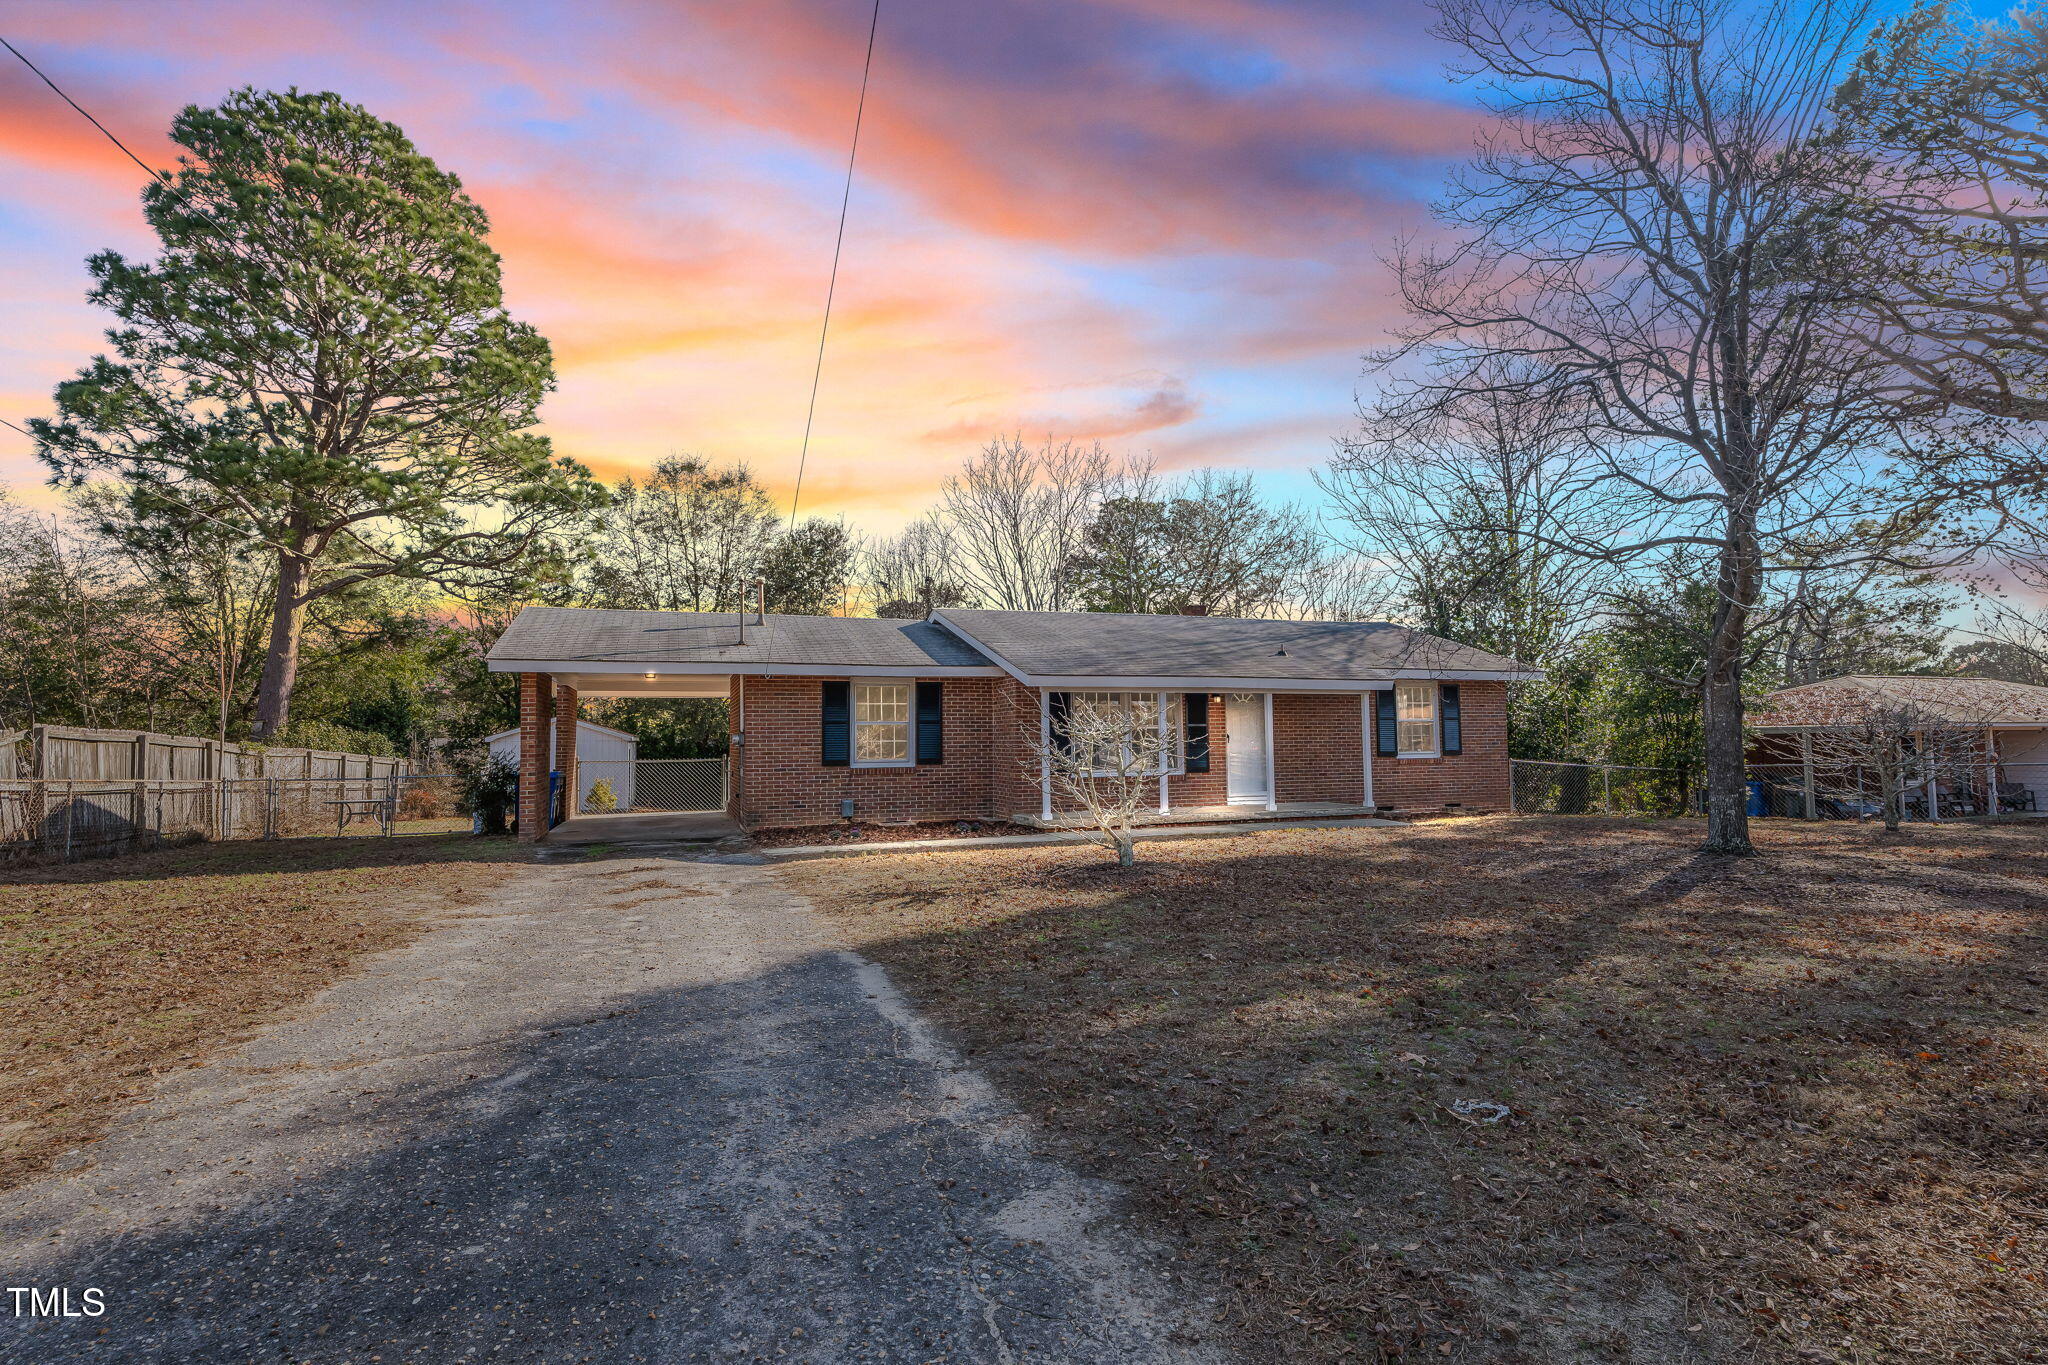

1026,695,1178,868
1807,698,1989,831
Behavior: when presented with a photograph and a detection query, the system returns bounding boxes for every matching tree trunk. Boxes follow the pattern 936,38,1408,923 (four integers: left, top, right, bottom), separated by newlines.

1116,833,1135,868
1700,515,1760,856
251,552,312,740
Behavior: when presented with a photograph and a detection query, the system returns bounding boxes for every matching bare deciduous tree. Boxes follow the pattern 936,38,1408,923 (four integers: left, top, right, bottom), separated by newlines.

1322,359,1626,665
1065,469,1328,617
1027,694,1179,868
1834,4,2048,422
936,436,1124,612
860,517,975,618
1806,697,1989,832
1377,0,1979,854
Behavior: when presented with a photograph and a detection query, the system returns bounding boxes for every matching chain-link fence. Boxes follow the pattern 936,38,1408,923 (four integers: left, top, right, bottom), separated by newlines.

1740,760,2048,821
1510,760,1691,815
575,757,726,814
0,773,463,865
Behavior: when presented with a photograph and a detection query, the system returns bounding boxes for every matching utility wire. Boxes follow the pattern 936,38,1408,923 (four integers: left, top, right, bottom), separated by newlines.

2,35,253,271
0,35,166,185
787,0,882,530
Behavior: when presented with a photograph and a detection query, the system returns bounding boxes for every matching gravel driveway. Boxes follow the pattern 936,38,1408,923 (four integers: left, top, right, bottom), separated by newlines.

0,851,1223,1363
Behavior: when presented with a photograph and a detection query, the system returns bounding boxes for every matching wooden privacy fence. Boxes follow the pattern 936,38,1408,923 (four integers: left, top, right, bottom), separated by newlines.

0,773,461,864
0,725,426,864
0,724,410,783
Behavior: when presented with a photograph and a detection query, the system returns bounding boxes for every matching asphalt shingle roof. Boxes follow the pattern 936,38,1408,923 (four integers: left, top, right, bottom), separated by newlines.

1749,675,2048,728
933,609,1532,680
488,607,994,669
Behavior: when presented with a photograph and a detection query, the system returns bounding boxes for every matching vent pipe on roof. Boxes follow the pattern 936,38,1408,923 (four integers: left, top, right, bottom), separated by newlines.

1179,604,1209,616
754,576,768,624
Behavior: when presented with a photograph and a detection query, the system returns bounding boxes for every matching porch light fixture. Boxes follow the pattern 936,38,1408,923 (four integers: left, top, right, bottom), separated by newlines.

643,671,657,680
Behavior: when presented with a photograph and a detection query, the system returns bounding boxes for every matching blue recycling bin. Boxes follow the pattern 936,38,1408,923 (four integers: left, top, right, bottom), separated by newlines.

1745,778,1768,816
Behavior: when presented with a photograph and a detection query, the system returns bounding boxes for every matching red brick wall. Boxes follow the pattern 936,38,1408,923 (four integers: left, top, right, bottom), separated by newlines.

1272,693,1369,805
730,675,1001,829
1368,681,1511,812
515,671,555,841
727,676,1512,828
553,682,579,812
992,676,1044,819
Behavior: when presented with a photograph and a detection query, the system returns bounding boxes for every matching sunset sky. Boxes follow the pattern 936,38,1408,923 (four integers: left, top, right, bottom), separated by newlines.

0,0,1492,529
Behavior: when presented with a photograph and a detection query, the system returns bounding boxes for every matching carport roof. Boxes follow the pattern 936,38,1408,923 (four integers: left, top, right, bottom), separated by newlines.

1750,674,2048,728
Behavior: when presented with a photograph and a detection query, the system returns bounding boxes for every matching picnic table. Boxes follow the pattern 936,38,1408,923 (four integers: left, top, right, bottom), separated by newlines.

323,797,393,836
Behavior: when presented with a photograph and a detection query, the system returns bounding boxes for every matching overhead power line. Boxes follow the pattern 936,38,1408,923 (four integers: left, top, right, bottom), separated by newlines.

1,35,169,186
787,0,883,530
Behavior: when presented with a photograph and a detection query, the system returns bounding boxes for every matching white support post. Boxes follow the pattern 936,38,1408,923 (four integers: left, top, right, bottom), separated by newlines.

1157,692,1170,814
1262,691,1277,812
1039,690,1053,823
1360,693,1375,811
1800,730,1817,820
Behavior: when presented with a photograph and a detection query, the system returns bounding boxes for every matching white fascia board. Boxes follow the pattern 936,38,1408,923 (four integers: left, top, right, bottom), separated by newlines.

487,659,1001,679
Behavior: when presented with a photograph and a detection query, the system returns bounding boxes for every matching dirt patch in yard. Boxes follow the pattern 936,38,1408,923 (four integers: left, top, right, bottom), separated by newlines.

0,833,527,1193
783,816,2048,1363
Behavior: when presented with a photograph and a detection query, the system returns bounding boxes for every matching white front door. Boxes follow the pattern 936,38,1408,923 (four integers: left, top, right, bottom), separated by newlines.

1225,693,1269,804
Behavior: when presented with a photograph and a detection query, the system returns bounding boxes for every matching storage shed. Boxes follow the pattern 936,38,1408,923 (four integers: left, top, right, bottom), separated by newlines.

487,719,638,811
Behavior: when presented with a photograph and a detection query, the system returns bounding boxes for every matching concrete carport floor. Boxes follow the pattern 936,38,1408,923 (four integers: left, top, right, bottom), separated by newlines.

0,851,1226,1364
540,810,744,845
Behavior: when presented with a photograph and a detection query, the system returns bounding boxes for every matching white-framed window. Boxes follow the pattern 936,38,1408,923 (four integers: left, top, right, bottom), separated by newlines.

1069,691,1184,775
853,681,913,766
1396,681,1439,757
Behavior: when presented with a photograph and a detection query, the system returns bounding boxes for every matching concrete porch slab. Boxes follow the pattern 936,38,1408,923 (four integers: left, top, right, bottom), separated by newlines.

542,810,742,845
756,815,1401,862
1014,801,1380,830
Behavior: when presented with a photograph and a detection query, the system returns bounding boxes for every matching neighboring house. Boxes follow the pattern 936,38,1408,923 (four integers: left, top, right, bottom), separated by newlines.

1748,674,2048,815
484,605,1540,839
487,718,639,811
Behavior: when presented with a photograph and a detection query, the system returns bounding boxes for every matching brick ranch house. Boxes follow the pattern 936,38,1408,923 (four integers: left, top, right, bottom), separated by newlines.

1747,673,2048,817
485,605,1539,839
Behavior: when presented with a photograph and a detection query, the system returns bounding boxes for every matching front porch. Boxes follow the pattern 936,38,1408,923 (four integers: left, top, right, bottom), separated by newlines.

1016,800,1379,830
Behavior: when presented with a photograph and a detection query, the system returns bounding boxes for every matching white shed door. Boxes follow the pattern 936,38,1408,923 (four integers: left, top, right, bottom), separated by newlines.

1225,693,1269,804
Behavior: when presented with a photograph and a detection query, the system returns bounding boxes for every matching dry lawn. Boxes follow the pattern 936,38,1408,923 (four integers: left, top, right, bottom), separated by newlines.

783,816,2048,1363
0,833,527,1192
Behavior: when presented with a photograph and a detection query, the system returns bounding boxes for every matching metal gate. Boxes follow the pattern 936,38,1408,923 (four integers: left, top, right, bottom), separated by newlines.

578,757,726,813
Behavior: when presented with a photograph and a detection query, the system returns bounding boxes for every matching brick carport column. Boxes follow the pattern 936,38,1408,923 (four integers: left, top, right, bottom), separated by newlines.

554,682,580,819
516,672,556,842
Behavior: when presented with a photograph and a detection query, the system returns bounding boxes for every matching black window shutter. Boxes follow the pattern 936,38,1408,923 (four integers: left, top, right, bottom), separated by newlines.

1183,693,1211,772
1441,684,1462,755
916,681,944,764
821,681,850,766
1047,691,1073,755
1374,690,1398,756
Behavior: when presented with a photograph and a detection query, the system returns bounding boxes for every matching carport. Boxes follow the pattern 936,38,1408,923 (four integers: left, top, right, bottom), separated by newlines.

498,660,736,844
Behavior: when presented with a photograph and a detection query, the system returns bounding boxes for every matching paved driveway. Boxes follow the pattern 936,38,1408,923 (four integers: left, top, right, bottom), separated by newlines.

0,853,1223,1363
